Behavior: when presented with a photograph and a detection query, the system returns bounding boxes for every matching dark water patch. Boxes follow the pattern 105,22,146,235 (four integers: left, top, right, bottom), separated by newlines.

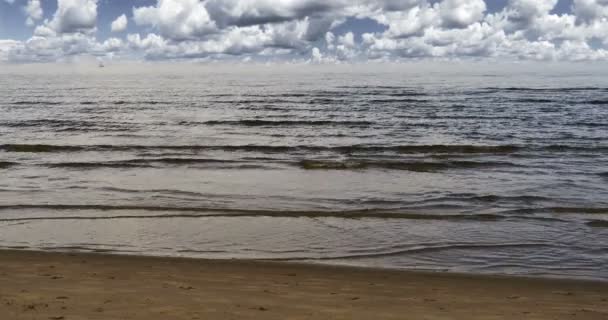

421,115,515,120
0,144,295,153
509,207,608,215
236,93,310,98
0,245,30,250
367,98,427,104
335,85,412,90
587,220,608,228
0,161,18,168
586,100,608,105
549,207,608,214
299,160,367,170
308,98,349,104
55,126,136,133
599,172,608,178
235,105,295,111
0,144,85,152
177,249,230,254
569,122,608,127
109,100,171,106
138,158,240,165
9,101,61,106
470,195,551,203
298,159,519,172
511,98,556,103
332,88,427,97
48,161,151,169
543,145,608,153
210,98,294,104
393,145,522,154
38,245,137,254
384,91,426,97
273,93,309,98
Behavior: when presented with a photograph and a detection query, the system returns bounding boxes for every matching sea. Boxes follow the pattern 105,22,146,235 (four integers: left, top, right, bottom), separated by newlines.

1,63,607,280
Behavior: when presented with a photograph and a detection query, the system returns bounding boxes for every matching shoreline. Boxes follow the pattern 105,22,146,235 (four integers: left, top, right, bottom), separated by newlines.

1,249,607,319
1,248,607,285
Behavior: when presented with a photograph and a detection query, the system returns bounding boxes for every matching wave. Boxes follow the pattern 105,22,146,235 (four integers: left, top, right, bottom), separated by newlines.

8,101,61,106
1,119,84,128
0,204,514,221
47,158,250,169
298,159,519,172
0,204,589,223
0,120,138,132
189,120,374,127
393,145,522,154
266,92,405,99
483,87,605,92
268,242,555,261
2,143,606,155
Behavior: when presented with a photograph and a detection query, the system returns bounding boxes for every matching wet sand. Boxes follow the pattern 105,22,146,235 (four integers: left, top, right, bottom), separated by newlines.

0,250,606,320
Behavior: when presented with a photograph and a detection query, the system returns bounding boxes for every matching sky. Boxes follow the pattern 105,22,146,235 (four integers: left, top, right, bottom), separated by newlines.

0,0,607,63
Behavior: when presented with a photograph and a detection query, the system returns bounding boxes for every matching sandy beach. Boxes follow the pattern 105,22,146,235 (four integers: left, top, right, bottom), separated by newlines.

0,250,606,320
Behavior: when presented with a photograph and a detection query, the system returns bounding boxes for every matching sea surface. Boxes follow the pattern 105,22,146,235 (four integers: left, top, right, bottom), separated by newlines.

1,64,607,280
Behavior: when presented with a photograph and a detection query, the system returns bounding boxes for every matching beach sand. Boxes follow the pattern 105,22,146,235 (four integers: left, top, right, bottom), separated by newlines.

0,250,606,320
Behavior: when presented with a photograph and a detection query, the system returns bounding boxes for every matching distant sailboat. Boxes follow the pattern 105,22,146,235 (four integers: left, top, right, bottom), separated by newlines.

98,61,105,68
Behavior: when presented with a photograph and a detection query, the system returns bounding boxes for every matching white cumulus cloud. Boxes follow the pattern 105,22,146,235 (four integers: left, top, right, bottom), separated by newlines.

133,0,216,40
48,0,98,34
439,0,486,28
24,0,43,27
111,14,128,32
5,0,608,63
573,0,608,23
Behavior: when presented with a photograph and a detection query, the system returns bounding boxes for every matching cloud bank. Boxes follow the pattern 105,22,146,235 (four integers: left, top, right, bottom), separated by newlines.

3,0,608,63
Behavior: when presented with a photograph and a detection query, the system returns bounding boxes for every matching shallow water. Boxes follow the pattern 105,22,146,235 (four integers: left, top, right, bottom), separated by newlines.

1,65,607,280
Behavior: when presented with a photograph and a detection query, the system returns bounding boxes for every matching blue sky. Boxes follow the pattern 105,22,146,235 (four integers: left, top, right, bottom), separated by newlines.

1,0,606,63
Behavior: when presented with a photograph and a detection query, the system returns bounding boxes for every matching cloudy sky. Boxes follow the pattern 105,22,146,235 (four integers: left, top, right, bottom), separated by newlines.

1,0,607,63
